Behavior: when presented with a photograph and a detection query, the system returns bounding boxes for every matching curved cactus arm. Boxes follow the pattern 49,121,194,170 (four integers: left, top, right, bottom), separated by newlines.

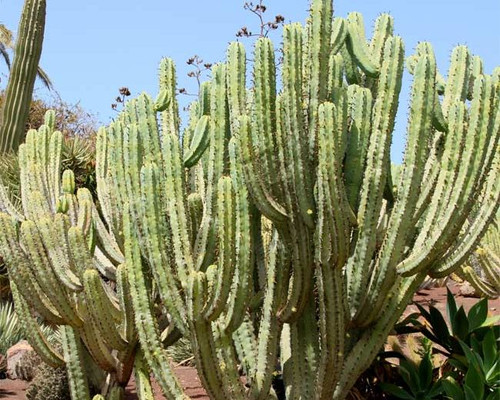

0,0,46,153
0,215,64,323
10,280,64,367
187,271,228,398
123,204,188,400
61,325,91,400
203,176,236,321
306,0,333,157
369,14,394,71
345,12,379,77
20,219,83,326
222,139,253,333
248,230,286,400
458,265,498,298
116,264,137,343
345,34,404,319
399,75,498,276
193,63,231,270
237,115,288,222
330,17,347,55
37,215,83,291
316,102,352,268
139,162,187,333
356,52,436,324
82,269,128,350
429,155,500,277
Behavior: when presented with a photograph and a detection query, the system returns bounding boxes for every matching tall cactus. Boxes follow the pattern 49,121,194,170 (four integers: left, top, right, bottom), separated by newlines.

0,0,47,153
0,1,498,399
0,111,138,399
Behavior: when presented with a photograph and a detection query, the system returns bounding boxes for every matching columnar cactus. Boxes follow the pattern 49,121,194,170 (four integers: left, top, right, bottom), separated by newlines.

0,0,47,153
0,112,138,399
0,1,499,399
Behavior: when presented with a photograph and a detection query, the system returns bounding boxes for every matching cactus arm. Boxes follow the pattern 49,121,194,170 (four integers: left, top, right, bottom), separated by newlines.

203,176,236,321
159,58,180,138
61,325,91,400
82,269,128,350
287,298,319,400
21,219,83,326
0,0,46,153
183,115,212,168
399,75,497,275
123,205,188,400
162,132,193,282
345,34,404,318
317,102,353,267
281,23,315,227
0,216,64,323
139,163,187,332
227,41,246,132
458,265,498,298
327,53,344,98
250,230,285,400
330,17,347,55
237,115,288,222
252,38,283,199
134,351,155,400
10,280,64,367
187,272,227,398
345,12,379,77
48,127,63,207
314,267,345,400
442,46,471,116
429,155,499,277
37,215,83,290
356,53,436,324
222,139,253,333
115,264,137,343
344,85,373,211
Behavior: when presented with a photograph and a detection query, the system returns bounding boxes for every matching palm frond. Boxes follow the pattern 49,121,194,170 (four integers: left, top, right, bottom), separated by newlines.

0,301,24,354
36,65,53,90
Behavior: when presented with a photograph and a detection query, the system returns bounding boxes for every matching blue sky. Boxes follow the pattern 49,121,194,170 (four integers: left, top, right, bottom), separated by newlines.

1,0,499,161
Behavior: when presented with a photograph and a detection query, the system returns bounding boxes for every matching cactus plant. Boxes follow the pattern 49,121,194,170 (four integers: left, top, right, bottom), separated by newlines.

0,0,48,154
0,111,138,399
457,213,500,298
0,0,499,399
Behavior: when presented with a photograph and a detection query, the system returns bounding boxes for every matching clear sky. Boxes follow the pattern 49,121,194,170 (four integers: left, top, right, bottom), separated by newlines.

1,0,499,162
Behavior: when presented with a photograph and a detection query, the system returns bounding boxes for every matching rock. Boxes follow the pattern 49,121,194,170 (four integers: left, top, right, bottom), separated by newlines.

458,282,479,298
6,340,33,380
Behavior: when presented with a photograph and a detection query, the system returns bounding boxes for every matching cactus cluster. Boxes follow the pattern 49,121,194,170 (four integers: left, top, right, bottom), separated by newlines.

0,0,499,399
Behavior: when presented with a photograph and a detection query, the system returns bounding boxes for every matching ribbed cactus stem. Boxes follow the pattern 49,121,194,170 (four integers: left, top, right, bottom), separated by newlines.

0,0,46,153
